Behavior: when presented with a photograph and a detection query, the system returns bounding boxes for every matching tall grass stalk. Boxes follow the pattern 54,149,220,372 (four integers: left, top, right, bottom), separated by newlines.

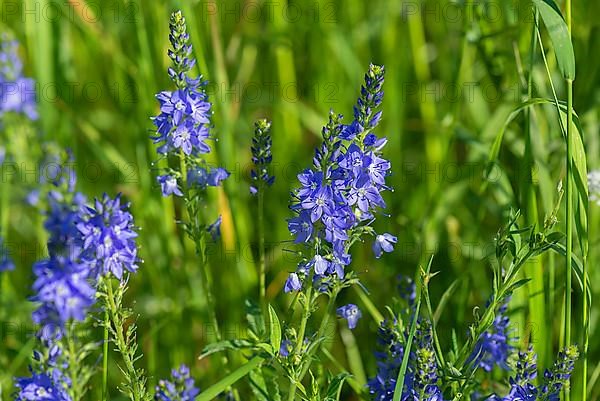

565,2,575,400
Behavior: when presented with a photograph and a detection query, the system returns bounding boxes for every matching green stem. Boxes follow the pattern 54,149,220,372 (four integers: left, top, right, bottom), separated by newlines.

102,308,109,401
105,279,143,401
565,77,574,401
297,290,339,381
66,323,81,401
258,186,266,305
287,283,314,401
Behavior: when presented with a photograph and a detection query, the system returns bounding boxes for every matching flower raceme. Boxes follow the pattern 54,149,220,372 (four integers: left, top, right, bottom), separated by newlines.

250,119,275,195
155,364,200,401
285,64,396,296
151,10,229,201
29,171,140,341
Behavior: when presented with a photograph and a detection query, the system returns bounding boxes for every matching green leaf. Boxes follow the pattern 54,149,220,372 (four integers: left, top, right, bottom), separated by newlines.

393,267,424,401
532,0,576,79
246,299,266,340
196,356,263,401
433,278,461,323
324,373,351,401
268,305,282,352
199,339,256,360
550,243,592,305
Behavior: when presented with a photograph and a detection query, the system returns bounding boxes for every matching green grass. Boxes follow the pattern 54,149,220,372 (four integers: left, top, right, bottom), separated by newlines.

1,0,598,399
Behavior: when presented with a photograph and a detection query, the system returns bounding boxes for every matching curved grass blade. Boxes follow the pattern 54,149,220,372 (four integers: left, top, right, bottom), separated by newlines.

532,0,576,79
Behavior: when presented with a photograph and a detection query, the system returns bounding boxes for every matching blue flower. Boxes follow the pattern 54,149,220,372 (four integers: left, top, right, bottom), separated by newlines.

207,215,222,240
15,370,72,401
372,233,397,258
286,64,393,290
537,346,578,401
77,194,139,280
279,339,293,357
0,37,38,121
31,188,94,341
337,304,362,329
157,174,183,197
0,235,14,271
155,364,200,401
250,119,275,194
152,13,212,157
284,272,302,293
207,167,229,187
287,211,313,244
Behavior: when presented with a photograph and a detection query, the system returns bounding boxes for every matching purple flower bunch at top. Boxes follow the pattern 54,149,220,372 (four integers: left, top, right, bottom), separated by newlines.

468,298,514,372
31,188,96,342
285,64,395,293
77,193,139,280
152,11,229,199
155,364,200,401
152,11,210,156
0,35,37,120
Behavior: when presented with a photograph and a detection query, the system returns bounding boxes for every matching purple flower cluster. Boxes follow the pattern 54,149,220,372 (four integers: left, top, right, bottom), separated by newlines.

468,298,514,372
31,190,95,342
368,319,445,401
153,88,211,156
15,371,72,401
15,329,72,400
30,168,139,341
0,35,37,120
152,11,229,199
285,64,395,293
483,345,578,401
77,194,139,280
155,364,200,401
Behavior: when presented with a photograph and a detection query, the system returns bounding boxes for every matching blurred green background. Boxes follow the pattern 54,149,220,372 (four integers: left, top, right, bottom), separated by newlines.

1,0,600,399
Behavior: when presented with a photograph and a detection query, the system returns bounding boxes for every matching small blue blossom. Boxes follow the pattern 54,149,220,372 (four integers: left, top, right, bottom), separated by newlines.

372,233,397,258
207,215,222,240
279,339,293,357
158,174,183,197
284,272,302,293
337,304,362,329
0,235,14,271
155,364,200,401
207,167,229,187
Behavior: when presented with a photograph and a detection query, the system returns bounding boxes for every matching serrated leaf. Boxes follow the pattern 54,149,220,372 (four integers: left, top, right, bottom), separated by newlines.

268,305,282,352
324,373,351,401
532,0,576,79
249,369,270,401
